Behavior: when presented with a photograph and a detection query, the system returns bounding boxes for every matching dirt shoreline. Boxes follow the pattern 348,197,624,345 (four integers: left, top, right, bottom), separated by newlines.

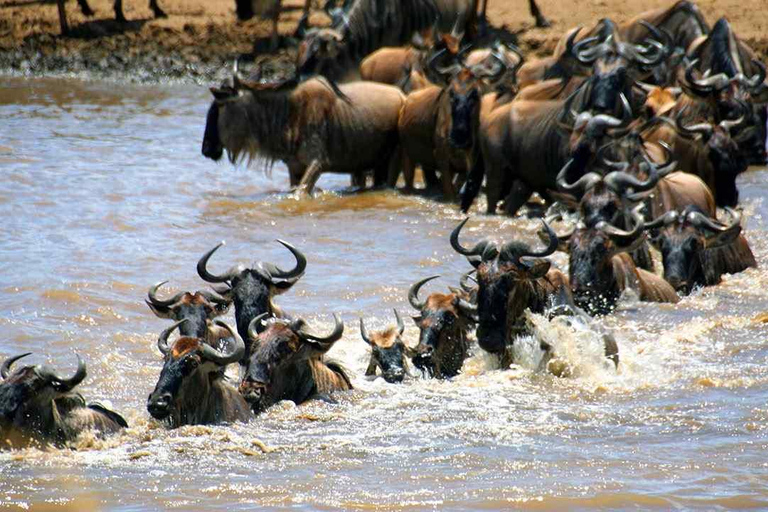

1,0,766,84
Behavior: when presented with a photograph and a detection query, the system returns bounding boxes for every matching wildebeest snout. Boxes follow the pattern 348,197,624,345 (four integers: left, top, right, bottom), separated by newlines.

147,391,172,420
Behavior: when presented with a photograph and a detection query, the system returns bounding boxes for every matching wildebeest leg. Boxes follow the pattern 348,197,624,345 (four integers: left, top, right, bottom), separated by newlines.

365,360,377,377
270,2,280,51
501,179,532,216
297,160,324,195
149,0,167,18
439,165,457,201
76,0,95,16
395,151,415,192
56,0,69,35
422,167,440,191
288,162,306,188
528,0,550,28
113,0,126,22
477,0,489,37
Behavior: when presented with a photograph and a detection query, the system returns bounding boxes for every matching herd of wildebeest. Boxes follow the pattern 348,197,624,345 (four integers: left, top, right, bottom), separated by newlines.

2,0,767,449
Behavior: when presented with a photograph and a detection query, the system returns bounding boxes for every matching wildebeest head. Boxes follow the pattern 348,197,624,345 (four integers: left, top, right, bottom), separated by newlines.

450,218,558,354
568,207,646,313
147,319,244,423
572,19,668,113
145,281,231,339
0,353,86,432
239,313,344,408
296,27,346,80
645,206,742,294
669,104,750,207
197,240,306,360
407,276,476,376
360,309,412,383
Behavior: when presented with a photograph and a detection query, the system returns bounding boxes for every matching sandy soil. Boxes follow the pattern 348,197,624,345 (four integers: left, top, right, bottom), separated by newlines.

0,0,766,82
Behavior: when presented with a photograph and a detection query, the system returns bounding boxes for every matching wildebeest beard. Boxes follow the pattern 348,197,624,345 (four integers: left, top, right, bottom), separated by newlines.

448,89,479,150
202,102,223,161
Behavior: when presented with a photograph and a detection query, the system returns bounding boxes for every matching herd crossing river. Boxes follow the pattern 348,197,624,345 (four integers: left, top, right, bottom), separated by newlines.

2,76,768,509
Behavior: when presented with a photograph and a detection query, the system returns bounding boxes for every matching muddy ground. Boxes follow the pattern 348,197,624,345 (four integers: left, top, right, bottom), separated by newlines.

0,0,766,83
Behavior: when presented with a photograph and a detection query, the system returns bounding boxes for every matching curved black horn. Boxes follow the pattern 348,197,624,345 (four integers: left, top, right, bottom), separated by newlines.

455,297,477,318
459,269,477,293
260,239,307,281
157,319,187,355
197,242,237,284
683,59,730,95
147,281,186,307
359,317,372,345
40,354,87,393
598,206,645,241
719,100,749,134
1,352,32,379
556,159,603,193
196,290,232,306
300,314,344,345
394,309,405,336
643,210,679,231
523,220,559,258
200,320,245,366
409,275,439,311
248,313,271,341
687,207,741,233
450,218,488,257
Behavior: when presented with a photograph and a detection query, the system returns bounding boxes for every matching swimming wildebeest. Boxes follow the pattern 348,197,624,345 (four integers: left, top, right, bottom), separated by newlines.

0,353,127,448
201,63,406,194
567,207,679,315
147,319,252,427
450,218,573,357
240,313,352,413
55,0,166,35
360,309,413,383
145,281,232,343
644,206,756,294
197,240,306,369
407,275,476,377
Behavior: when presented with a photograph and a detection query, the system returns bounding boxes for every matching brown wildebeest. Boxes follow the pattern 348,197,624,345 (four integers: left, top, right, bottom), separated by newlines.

201,64,406,194
147,319,252,427
644,206,756,294
145,281,231,343
398,53,509,197
196,240,306,370
567,207,679,315
450,218,574,357
360,309,413,383
240,313,352,413
0,353,127,447
407,276,476,378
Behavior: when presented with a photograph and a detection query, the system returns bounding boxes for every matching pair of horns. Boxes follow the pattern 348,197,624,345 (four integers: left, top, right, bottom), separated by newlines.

1,353,86,393
360,309,405,345
450,218,559,266
158,319,244,366
197,240,306,285
247,313,344,347
146,281,230,308
645,206,741,233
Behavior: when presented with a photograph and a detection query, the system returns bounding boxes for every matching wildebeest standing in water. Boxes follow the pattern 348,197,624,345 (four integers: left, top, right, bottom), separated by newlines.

147,319,252,427
407,275,476,378
644,206,756,294
240,313,352,413
55,0,166,35
197,240,306,371
0,353,127,448
360,309,413,383
201,64,406,194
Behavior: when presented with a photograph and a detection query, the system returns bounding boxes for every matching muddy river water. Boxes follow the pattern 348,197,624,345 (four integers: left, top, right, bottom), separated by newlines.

2,76,768,510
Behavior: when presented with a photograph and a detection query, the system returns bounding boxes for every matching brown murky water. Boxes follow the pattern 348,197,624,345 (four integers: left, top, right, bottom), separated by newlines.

2,76,768,510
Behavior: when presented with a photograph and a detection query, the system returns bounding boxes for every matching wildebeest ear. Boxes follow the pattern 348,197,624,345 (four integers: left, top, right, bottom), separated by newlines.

704,225,741,249
272,280,299,295
145,300,174,319
411,315,423,326
525,259,551,279
210,86,236,100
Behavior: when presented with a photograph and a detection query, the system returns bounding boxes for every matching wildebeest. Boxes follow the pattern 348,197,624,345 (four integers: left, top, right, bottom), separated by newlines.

407,275,475,378
202,63,405,194
567,207,679,315
197,240,306,368
398,54,506,197
147,319,252,427
145,281,231,343
55,0,165,34
450,218,573,357
0,353,127,447
239,313,352,413
644,206,756,294
360,309,412,383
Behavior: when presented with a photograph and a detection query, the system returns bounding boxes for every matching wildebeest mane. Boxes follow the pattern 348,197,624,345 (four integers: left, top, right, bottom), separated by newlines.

699,234,756,285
